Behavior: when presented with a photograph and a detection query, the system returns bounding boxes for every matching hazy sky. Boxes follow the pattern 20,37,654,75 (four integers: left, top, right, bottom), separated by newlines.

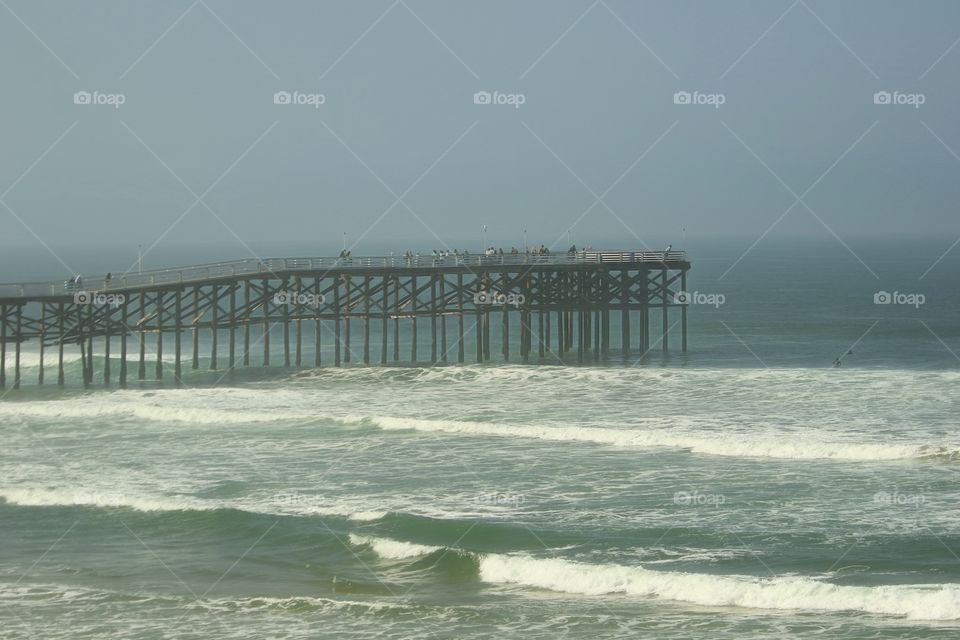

2,0,959,262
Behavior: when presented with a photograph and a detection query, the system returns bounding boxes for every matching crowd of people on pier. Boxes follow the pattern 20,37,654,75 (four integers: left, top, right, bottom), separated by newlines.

383,244,614,266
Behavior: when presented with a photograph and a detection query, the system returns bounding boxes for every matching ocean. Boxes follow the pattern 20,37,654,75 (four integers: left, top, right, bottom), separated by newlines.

2,237,960,639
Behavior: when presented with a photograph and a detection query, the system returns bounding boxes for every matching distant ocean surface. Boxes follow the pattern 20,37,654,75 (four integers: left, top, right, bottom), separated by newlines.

2,238,960,639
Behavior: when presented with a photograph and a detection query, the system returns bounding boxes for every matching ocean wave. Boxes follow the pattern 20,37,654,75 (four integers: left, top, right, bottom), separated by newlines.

348,534,441,559
479,554,960,621
0,388,316,426
0,487,215,512
352,415,959,462
0,487,387,522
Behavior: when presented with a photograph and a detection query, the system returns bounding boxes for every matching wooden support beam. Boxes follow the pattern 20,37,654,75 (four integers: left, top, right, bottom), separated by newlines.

457,273,464,363
621,270,630,354
243,281,251,366
77,306,87,388
104,305,111,385
602,309,609,356
229,284,237,369
343,277,351,363
410,275,417,363
430,276,437,364
282,279,290,367
593,309,600,362
439,276,447,363
363,276,370,365
381,275,388,365
502,306,509,362
14,305,21,389
138,295,146,380
118,301,126,387
393,276,400,362
545,310,551,356
475,300,483,363
295,318,302,367
262,279,270,366
0,304,6,388
681,270,688,353
155,291,163,380
211,285,219,369
577,311,584,364
192,288,200,370
661,269,669,352
175,289,182,385
38,304,46,385
86,312,93,386
314,277,322,368
556,309,563,358
334,279,341,367
538,310,545,358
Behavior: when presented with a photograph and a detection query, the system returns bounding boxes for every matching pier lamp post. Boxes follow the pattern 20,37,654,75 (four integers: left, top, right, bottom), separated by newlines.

138,244,142,274
523,228,527,253
482,225,487,252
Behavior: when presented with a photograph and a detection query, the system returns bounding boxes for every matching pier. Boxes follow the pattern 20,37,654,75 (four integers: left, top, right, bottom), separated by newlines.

0,250,690,388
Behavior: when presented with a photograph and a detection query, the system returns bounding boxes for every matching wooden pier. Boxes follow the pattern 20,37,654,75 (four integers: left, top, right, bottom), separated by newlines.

0,250,690,388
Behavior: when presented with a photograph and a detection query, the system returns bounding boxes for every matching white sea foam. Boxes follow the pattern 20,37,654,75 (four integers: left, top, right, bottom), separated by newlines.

355,415,958,461
0,388,314,426
479,554,960,621
0,487,213,512
0,401,291,425
0,486,387,522
348,534,440,559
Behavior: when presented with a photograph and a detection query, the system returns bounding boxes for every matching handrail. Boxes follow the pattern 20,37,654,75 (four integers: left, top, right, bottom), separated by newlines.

0,250,688,299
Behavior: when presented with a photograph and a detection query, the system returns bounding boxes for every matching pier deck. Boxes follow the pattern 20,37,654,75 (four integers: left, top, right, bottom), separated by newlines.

0,250,690,388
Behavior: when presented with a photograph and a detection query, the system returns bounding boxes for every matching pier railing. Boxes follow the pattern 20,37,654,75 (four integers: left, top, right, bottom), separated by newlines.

0,250,687,299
